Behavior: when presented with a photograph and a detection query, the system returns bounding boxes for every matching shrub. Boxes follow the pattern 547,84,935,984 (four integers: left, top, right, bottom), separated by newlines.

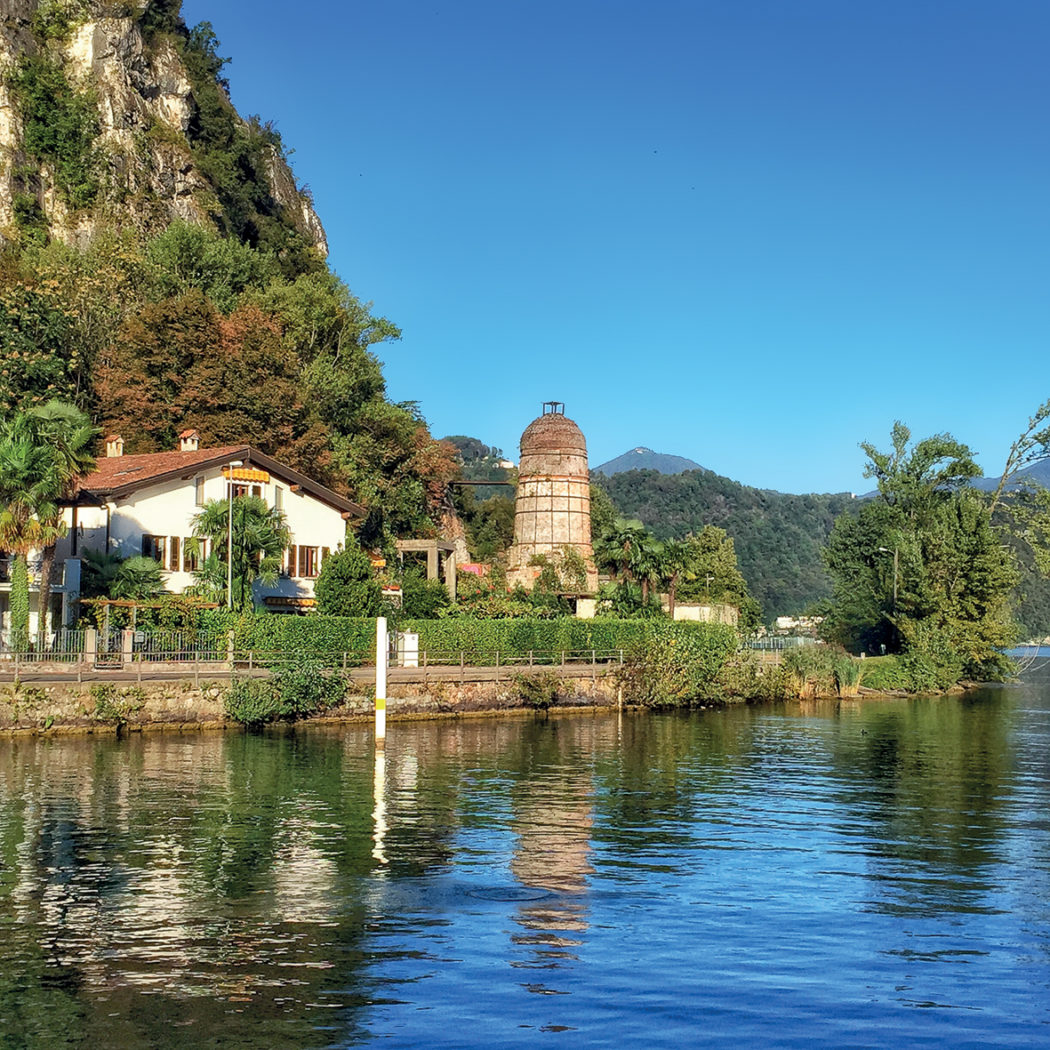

782,645,833,697
8,557,29,651
314,542,383,617
90,683,144,726
513,669,561,709
9,55,100,209
708,649,792,703
616,622,740,707
831,651,862,697
271,658,345,716
224,659,345,726
223,677,280,726
30,0,90,43
401,568,451,618
199,611,735,673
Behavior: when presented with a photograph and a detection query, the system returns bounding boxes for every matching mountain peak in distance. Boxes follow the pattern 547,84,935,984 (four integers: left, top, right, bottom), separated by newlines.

594,447,705,476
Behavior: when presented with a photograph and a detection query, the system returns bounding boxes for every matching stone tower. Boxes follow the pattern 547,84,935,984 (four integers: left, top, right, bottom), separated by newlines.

505,403,599,594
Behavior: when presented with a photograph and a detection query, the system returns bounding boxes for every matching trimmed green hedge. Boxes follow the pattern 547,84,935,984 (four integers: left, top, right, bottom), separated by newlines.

403,617,658,659
202,610,377,663
199,611,736,666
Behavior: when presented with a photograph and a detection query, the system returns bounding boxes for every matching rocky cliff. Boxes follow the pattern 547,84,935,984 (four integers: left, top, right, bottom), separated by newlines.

0,0,326,253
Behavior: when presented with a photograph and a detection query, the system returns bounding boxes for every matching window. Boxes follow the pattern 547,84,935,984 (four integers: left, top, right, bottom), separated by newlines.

230,482,263,499
286,544,321,578
299,546,319,578
183,537,200,573
194,477,205,506
274,486,283,510
142,535,166,565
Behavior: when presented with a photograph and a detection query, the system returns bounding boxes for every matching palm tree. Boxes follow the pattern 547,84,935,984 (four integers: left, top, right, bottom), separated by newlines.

0,412,61,647
594,518,648,585
659,538,697,619
630,533,664,607
80,549,125,600
190,495,290,612
110,556,166,601
29,401,97,636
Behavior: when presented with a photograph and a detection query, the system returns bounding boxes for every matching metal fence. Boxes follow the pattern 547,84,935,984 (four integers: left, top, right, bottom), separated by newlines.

132,629,228,662
748,636,818,651
0,635,624,681
0,628,85,663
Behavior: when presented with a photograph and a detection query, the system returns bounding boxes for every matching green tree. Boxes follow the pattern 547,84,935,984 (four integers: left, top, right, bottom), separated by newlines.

313,538,383,617
190,495,290,612
0,281,82,412
27,400,97,635
0,410,60,646
110,556,166,601
79,548,124,601
589,482,618,541
823,423,1017,679
676,526,759,627
658,538,695,619
594,518,648,586
631,533,664,606
401,566,451,618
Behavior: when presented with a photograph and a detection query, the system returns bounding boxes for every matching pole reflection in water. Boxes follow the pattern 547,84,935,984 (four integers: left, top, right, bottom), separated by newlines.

372,744,388,867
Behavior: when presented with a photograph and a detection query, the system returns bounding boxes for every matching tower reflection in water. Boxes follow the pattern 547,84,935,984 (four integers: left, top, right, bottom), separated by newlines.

509,780,595,986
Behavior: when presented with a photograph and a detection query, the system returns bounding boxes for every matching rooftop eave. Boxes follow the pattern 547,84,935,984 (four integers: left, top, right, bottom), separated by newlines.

75,446,366,519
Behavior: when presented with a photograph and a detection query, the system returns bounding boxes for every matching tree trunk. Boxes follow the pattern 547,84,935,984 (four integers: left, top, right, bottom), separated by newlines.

667,577,677,619
38,542,57,640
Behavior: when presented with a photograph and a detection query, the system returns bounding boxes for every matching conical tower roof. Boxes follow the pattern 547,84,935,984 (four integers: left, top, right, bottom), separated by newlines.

519,405,587,459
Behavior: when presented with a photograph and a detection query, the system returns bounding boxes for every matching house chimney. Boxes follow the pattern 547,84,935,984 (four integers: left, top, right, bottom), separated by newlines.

105,435,124,458
179,429,200,452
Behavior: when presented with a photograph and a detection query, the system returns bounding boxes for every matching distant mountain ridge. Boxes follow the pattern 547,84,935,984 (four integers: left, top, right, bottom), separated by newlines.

595,464,855,618
594,447,705,476
971,459,1050,493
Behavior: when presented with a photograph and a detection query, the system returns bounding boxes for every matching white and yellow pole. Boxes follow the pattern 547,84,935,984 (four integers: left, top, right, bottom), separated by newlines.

375,616,388,747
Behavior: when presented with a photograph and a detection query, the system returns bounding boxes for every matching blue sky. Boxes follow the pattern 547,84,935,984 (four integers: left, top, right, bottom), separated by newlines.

182,0,1050,494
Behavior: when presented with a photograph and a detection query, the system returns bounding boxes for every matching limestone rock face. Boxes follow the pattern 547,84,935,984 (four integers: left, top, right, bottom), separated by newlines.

0,1,327,251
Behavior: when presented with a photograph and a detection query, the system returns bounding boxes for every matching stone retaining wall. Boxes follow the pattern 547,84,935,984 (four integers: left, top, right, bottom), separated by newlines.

0,673,622,736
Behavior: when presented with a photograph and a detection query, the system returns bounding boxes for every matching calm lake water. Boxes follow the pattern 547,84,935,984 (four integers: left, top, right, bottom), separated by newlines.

1,678,1049,1049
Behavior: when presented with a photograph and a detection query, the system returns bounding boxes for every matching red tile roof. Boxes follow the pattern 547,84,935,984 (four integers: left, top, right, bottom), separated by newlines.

75,445,364,517
77,445,247,495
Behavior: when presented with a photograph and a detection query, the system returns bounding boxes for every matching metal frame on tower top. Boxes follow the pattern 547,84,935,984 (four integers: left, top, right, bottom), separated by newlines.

543,401,565,415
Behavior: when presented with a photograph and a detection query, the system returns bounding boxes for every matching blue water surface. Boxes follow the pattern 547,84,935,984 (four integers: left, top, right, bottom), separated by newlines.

0,681,1047,1048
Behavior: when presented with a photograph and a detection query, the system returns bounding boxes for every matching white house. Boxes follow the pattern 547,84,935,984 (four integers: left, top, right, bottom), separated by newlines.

0,430,365,638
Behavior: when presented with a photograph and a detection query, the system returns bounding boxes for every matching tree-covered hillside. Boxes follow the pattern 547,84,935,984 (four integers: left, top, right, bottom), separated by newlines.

596,468,856,618
1,2,458,545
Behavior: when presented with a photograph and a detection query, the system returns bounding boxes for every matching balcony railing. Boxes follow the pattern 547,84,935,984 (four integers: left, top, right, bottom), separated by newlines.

0,557,68,585
0,557,45,583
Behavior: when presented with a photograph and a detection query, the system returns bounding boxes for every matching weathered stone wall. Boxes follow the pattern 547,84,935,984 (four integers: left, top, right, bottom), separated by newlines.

505,408,599,592
0,674,621,736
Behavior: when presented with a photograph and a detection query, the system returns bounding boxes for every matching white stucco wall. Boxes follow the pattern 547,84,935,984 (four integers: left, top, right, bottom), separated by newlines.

59,463,350,607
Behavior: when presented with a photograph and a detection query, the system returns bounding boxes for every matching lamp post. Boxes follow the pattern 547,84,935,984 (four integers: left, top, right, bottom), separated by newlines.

226,460,244,610
877,545,899,613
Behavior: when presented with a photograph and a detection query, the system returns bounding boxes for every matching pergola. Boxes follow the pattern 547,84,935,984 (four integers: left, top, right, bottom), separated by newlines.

394,539,458,599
